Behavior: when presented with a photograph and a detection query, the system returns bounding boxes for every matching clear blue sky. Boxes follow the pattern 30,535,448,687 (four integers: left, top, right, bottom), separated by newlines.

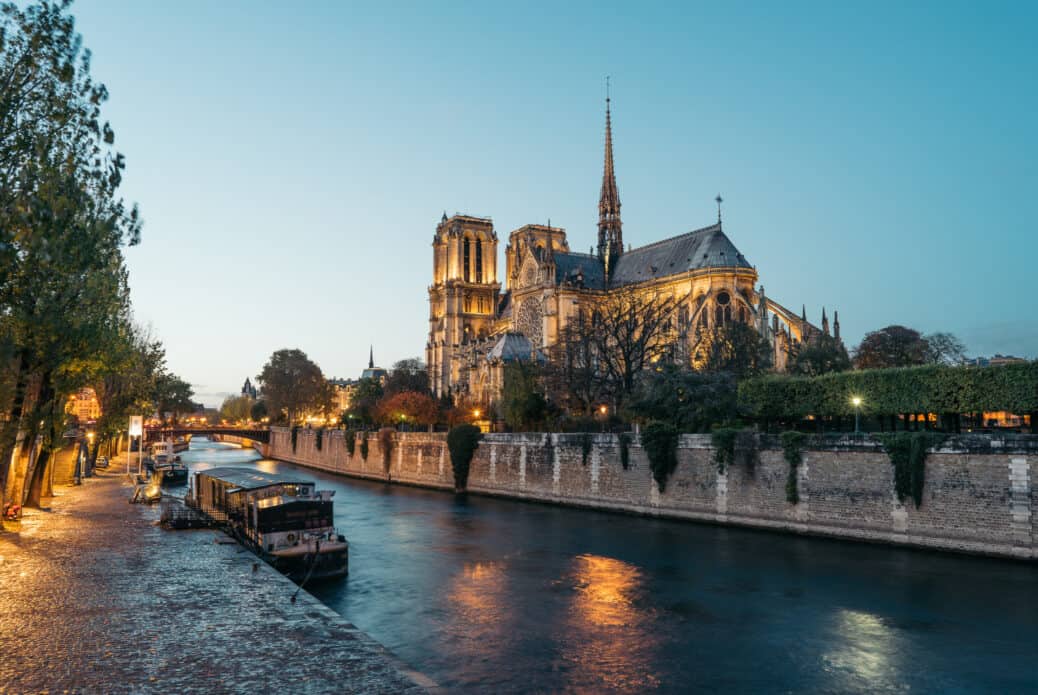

73,1,1037,407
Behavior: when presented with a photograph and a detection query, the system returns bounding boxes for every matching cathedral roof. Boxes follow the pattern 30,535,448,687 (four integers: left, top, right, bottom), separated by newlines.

553,251,607,289
609,222,752,287
487,333,534,362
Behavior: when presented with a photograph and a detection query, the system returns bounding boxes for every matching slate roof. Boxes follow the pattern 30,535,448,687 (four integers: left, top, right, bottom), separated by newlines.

609,223,752,287
553,251,607,290
487,333,534,362
196,467,312,491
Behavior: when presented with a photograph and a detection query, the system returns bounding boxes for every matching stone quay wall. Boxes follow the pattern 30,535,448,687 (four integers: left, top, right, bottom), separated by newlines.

268,427,1037,560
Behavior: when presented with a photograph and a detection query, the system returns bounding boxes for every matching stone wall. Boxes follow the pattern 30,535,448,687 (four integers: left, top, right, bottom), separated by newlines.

267,428,1037,560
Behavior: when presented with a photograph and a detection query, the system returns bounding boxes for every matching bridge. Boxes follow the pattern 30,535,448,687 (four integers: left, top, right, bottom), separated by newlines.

144,427,271,444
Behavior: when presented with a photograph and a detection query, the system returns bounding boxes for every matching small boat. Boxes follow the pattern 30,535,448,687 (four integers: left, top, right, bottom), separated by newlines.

186,467,348,581
155,460,188,485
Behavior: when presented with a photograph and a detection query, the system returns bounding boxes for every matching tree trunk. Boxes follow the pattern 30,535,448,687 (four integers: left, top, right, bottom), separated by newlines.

24,447,51,508
87,437,101,478
0,351,31,522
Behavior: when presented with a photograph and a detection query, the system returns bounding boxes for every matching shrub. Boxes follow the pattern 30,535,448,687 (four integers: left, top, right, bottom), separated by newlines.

641,422,679,492
378,427,395,473
580,432,593,466
711,428,739,474
877,432,944,508
618,432,631,470
359,436,369,461
780,431,807,504
316,428,324,452
447,424,482,491
344,429,356,456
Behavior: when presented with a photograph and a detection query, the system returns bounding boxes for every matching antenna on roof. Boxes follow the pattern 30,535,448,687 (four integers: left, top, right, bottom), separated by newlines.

715,194,724,225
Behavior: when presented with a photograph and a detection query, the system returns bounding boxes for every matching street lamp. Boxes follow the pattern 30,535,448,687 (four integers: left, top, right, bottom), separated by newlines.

851,396,863,434
472,409,481,419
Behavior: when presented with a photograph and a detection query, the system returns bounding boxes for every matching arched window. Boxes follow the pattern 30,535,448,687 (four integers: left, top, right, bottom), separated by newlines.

739,305,746,323
463,238,471,282
715,305,724,325
475,240,483,283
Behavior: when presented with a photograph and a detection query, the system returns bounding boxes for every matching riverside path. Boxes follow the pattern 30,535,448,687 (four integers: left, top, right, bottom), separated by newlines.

0,464,434,694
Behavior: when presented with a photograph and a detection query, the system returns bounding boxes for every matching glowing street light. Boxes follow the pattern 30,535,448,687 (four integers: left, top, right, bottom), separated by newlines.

473,409,481,419
851,396,863,433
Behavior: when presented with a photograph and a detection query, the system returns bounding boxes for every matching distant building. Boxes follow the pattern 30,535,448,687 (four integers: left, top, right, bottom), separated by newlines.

360,346,387,384
241,377,258,400
65,387,101,423
328,377,356,413
963,354,1029,368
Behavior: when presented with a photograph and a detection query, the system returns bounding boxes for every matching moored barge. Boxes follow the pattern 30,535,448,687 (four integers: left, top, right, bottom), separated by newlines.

187,467,348,581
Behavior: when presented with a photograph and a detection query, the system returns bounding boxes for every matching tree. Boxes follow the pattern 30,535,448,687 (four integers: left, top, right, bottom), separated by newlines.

924,332,967,365
346,377,383,425
625,365,739,432
0,1,141,511
545,312,610,415
696,322,773,379
500,361,548,431
854,325,929,369
256,349,331,424
383,358,429,396
154,373,195,423
219,395,254,424
587,286,684,407
250,400,268,422
789,334,851,377
373,391,439,427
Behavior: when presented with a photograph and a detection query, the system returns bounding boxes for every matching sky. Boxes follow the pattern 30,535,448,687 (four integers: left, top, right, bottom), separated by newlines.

72,1,1037,407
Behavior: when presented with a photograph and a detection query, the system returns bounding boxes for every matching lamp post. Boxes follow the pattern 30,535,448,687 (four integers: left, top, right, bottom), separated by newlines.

851,396,863,434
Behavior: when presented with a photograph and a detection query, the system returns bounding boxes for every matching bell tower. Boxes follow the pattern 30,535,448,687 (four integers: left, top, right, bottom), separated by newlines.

427,214,500,397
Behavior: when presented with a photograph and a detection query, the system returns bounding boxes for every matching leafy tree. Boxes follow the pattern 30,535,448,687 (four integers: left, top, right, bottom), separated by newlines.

501,361,548,431
373,391,439,427
256,349,331,424
853,325,929,369
924,332,967,365
696,322,773,378
789,334,851,377
250,400,268,422
383,358,429,396
154,373,195,422
219,395,254,424
625,365,738,432
545,313,609,415
346,376,383,425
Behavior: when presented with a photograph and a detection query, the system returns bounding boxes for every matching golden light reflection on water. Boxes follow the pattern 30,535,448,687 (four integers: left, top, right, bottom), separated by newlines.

447,560,513,651
823,609,898,687
561,553,660,692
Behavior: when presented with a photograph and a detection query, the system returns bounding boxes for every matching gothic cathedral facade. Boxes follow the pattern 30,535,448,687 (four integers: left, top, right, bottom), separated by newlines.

427,97,841,404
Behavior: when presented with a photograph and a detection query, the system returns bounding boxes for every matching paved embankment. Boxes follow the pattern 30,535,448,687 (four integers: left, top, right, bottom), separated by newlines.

0,468,434,694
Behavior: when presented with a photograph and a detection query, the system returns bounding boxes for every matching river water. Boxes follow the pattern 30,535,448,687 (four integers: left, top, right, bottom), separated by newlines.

181,438,1038,693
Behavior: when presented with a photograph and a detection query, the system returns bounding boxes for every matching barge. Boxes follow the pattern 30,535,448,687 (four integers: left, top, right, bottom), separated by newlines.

186,467,348,581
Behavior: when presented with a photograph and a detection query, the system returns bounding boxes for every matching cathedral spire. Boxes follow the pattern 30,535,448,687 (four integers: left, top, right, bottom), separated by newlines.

368,345,374,369
597,78,623,276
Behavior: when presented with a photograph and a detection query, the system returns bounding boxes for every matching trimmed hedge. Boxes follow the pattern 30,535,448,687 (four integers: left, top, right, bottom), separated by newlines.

739,362,1038,420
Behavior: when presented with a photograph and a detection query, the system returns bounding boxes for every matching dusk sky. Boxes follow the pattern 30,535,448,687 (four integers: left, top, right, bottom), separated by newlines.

74,1,1037,407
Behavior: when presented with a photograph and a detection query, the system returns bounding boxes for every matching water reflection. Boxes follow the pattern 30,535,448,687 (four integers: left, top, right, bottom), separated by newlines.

560,554,661,692
823,609,901,690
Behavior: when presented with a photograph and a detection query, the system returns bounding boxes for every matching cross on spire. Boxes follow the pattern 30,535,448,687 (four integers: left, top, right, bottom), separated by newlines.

716,194,724,224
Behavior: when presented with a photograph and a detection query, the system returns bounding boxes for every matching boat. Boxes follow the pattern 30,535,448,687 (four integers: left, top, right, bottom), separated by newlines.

155,460,188,485
186,467,348,581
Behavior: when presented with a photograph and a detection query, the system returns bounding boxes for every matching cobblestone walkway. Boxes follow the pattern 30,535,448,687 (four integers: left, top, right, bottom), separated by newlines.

0,469,433,694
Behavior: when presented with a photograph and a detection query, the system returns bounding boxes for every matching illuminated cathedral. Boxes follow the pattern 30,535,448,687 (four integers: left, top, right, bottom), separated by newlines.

426,95,840,403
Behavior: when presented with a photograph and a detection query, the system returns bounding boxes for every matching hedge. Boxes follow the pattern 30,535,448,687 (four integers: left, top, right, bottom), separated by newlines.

738,361,1038,420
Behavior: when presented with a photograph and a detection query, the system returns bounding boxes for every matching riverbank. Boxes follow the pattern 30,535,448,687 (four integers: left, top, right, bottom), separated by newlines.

269,428,1037,561
0,466,434,694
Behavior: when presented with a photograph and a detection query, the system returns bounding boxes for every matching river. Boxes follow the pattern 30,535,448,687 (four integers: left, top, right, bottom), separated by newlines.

180,438,1038,693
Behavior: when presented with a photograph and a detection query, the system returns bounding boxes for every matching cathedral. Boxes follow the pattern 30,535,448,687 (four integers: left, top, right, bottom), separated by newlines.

426,96,839,404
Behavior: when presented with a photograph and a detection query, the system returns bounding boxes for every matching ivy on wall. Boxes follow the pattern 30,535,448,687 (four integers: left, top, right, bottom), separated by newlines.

378,428,394,474
359,436,369,461
780,431,807,504
315,428,324,452
344,429,356,456
447,424,482,491
291,426,300,453
641,422,679,492
711,428,739,474
877,432,944,508
618,433,631,470
580,433,593,466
